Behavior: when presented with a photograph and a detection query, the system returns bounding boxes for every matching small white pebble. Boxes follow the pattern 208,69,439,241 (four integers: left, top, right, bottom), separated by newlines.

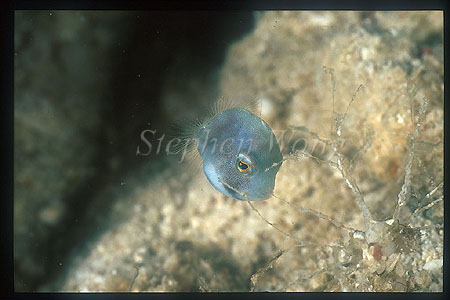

361,48,371,60
134,253,143,263
260,97,274,117
353,230,365,240
423,259,442,271
310,14,332,26
97,244,105,253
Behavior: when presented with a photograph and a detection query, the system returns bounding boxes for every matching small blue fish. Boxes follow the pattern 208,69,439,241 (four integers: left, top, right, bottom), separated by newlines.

178,98,283,201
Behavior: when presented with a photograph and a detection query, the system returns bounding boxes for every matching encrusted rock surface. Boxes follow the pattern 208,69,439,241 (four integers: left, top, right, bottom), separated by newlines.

15,11,443,292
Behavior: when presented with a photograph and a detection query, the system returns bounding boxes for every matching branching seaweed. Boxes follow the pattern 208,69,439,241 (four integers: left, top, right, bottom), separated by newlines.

247,201,315,247
247,67,443,292
249,244,303,291
393,97,429,222
272,194,357,234
128,265,140,291
325,67,373,222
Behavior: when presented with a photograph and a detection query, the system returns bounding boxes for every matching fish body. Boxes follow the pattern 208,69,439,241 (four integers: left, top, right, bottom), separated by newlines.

195,106,282,201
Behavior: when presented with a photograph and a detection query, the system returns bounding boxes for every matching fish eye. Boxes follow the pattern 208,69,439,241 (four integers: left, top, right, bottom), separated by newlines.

236,153,254,175
238,160,250,171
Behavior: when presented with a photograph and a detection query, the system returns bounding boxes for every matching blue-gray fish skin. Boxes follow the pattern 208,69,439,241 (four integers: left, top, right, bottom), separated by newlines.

196,108,282,201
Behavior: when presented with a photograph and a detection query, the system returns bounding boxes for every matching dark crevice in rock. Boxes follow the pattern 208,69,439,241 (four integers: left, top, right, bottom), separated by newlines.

18,12,255,291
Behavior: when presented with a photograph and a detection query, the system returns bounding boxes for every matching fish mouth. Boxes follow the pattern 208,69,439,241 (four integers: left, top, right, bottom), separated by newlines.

215,176,268,201
222,183,245,200
218,177,248,200
220,181,268,201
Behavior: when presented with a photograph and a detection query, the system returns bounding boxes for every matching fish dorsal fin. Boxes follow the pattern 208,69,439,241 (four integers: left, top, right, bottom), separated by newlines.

208,96,234,118
168,96,263,168
166,119,203,174
242,97,262,116
208,96,262,119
